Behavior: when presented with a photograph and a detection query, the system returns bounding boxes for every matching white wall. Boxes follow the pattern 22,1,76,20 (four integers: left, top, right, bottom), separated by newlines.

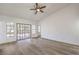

0,15,36,44
39,4,79,45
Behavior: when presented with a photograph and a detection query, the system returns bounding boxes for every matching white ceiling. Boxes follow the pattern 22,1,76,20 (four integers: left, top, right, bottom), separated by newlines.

0,3,70,21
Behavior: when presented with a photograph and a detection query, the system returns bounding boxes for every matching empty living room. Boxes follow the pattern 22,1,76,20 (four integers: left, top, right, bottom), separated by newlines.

0,2,79,55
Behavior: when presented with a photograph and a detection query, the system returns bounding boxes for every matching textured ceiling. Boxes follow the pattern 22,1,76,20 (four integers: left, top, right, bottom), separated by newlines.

0,3,70,21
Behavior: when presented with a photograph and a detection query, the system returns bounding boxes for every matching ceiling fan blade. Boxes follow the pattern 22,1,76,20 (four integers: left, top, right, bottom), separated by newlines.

30,9,35,10
35,11,38,14
36,3,38,6
35,3,39,8
40,6,46,9
40,10,44,13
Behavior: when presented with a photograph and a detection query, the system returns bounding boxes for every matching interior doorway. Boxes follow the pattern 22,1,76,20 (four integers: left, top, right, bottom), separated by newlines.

16,23,31,41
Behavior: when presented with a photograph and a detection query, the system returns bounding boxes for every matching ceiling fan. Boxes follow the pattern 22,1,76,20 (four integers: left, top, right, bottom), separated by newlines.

30,3,46,14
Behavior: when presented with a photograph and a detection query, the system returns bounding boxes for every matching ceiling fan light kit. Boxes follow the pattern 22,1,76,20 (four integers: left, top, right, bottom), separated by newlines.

37,9,40,12
30,3,46,14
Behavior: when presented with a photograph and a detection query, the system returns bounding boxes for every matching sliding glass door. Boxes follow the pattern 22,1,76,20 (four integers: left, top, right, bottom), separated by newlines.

16,23,31,41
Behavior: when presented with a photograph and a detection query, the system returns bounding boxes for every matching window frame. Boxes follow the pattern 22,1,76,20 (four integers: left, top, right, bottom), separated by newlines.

6,22,15,37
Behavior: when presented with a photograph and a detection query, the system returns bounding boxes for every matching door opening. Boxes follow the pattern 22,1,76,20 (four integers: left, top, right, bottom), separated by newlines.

16,23,31,41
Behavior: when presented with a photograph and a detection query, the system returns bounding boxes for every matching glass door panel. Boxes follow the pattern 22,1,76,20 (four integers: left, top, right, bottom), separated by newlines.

16,23,31,41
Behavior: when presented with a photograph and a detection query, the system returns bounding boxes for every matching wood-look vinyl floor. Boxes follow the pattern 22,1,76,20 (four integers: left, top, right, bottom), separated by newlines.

0,38,79,55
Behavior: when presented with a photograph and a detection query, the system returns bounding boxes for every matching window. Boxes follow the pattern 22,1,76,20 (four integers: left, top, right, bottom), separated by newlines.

6,22,15,37
32,25,41,37
32,25,36,34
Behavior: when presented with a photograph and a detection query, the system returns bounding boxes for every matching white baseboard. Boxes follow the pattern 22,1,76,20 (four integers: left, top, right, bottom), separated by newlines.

42,37,79,46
